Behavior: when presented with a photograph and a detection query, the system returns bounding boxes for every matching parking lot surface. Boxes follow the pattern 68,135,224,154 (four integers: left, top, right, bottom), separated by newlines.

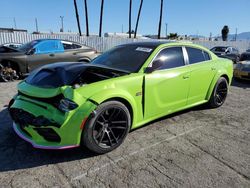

0,80,250,188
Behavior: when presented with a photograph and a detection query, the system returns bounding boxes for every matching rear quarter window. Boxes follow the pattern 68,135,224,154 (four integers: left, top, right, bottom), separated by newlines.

186,47,211,64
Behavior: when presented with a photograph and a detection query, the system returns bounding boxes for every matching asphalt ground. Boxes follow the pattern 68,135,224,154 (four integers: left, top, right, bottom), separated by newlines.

0,80,250,188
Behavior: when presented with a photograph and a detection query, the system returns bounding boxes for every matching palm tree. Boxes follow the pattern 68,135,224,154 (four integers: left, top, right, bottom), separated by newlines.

84,0,89,36
221,25,229,41
129,0,132,38
99,0,105,37
73,0,82,36
158,0,163,39
134,0,143,38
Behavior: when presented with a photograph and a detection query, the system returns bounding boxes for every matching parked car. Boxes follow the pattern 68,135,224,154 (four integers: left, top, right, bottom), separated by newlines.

0,39,99,82
210,46,240,63
0,43,22,53
234,52,250,80
9,42,233,154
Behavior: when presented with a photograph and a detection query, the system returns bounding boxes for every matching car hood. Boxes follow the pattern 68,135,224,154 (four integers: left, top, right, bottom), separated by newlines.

25,62,129,88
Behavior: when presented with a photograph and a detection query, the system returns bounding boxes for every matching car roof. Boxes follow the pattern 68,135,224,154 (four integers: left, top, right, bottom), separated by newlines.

119,41,198,49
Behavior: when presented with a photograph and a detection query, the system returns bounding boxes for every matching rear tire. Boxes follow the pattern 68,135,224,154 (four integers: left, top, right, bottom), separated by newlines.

208,77,228,108
82,101,131,154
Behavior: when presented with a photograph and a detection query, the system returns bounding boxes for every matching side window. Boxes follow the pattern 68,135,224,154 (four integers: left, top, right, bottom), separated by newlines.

73,43,82,49
203,51,211,61
62,41,82,50
62,42,73,50
186,47,210,64
152,47,185,70
36,40,63,54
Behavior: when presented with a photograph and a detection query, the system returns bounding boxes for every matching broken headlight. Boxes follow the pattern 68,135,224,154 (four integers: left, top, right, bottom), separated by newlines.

58,98,78,112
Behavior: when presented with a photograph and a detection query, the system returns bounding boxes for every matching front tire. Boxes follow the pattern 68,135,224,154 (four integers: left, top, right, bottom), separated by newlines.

208,77,228,108
82,101,131,154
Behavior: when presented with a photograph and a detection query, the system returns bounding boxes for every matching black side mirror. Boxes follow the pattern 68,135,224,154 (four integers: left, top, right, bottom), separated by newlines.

144,60,163,73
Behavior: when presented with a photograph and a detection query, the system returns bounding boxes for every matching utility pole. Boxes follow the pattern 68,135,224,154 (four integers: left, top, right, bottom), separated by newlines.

60,16,64,32
13,17,17,29
235,28,238,41
73,0,82,36
122,24,124,33
129,0,132,38
134,0,143,38
209,32,212,41
158,0,163,39
35,18,39,32
84,0,89,36
99,0,104,37
165,23,168,39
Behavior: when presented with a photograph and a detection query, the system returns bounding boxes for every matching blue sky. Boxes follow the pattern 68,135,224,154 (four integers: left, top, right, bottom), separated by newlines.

0,0,249,37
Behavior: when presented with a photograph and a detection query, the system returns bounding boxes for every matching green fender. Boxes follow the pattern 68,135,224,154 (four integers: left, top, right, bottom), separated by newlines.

88,88,139,127
205,69,231,101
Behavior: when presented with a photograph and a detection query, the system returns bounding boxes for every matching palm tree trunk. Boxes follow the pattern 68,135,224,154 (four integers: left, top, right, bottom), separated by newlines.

129,0,132,38
73,0,82,36
134,0,143,38
99,0,104,37
158,0,163,39
84,0,89,36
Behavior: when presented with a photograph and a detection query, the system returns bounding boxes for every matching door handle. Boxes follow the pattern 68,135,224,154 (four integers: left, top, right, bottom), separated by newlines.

49,53,55,57
73,52,77,55
183,75,189,79
211,67,216,71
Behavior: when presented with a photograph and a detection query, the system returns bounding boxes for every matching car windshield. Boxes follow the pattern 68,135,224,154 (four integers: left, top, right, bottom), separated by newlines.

91,45,154,73
17,40,39,52
240,54,250,61
212,47,227,52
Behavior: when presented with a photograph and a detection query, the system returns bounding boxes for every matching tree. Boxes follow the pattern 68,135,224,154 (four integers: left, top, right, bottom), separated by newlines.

168,33,178,40
84,0,89,36
221,25,229,41
134,0,143,38
99,0,105,37
73,0,82,36
158,0,164,39
129,0,132,38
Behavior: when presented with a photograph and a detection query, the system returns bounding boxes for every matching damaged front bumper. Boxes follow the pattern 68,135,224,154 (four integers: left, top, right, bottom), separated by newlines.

9,81,97,149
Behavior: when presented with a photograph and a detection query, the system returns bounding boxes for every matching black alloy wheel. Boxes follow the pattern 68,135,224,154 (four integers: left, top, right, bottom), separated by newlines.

209,77,228,108
82,101,131,154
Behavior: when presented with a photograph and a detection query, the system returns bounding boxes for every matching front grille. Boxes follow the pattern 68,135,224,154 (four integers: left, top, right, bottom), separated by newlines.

10,108,60,128
34,128,61,143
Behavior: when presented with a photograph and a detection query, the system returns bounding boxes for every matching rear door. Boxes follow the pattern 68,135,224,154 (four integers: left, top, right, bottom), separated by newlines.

185,47,216,105
144,47,190,119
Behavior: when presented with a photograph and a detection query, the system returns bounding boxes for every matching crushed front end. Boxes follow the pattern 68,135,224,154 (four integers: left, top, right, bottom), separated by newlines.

9,81,97,149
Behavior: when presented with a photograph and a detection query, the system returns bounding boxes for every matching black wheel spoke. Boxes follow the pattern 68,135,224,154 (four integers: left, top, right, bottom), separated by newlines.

108,128,118,143
109,126,127,130
106,131,113,146
98,130,106,144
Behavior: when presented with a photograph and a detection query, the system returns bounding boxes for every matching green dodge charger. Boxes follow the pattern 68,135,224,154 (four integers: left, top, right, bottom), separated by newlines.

9,42,233,153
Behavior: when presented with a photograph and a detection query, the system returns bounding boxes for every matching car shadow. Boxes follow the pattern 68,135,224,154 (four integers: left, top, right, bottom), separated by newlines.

0,102,213,172
0,108,97,172
231,78,250,89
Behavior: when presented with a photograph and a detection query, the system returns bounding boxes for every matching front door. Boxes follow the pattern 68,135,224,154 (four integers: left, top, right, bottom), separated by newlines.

27,40,64,71
144,47,190,119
